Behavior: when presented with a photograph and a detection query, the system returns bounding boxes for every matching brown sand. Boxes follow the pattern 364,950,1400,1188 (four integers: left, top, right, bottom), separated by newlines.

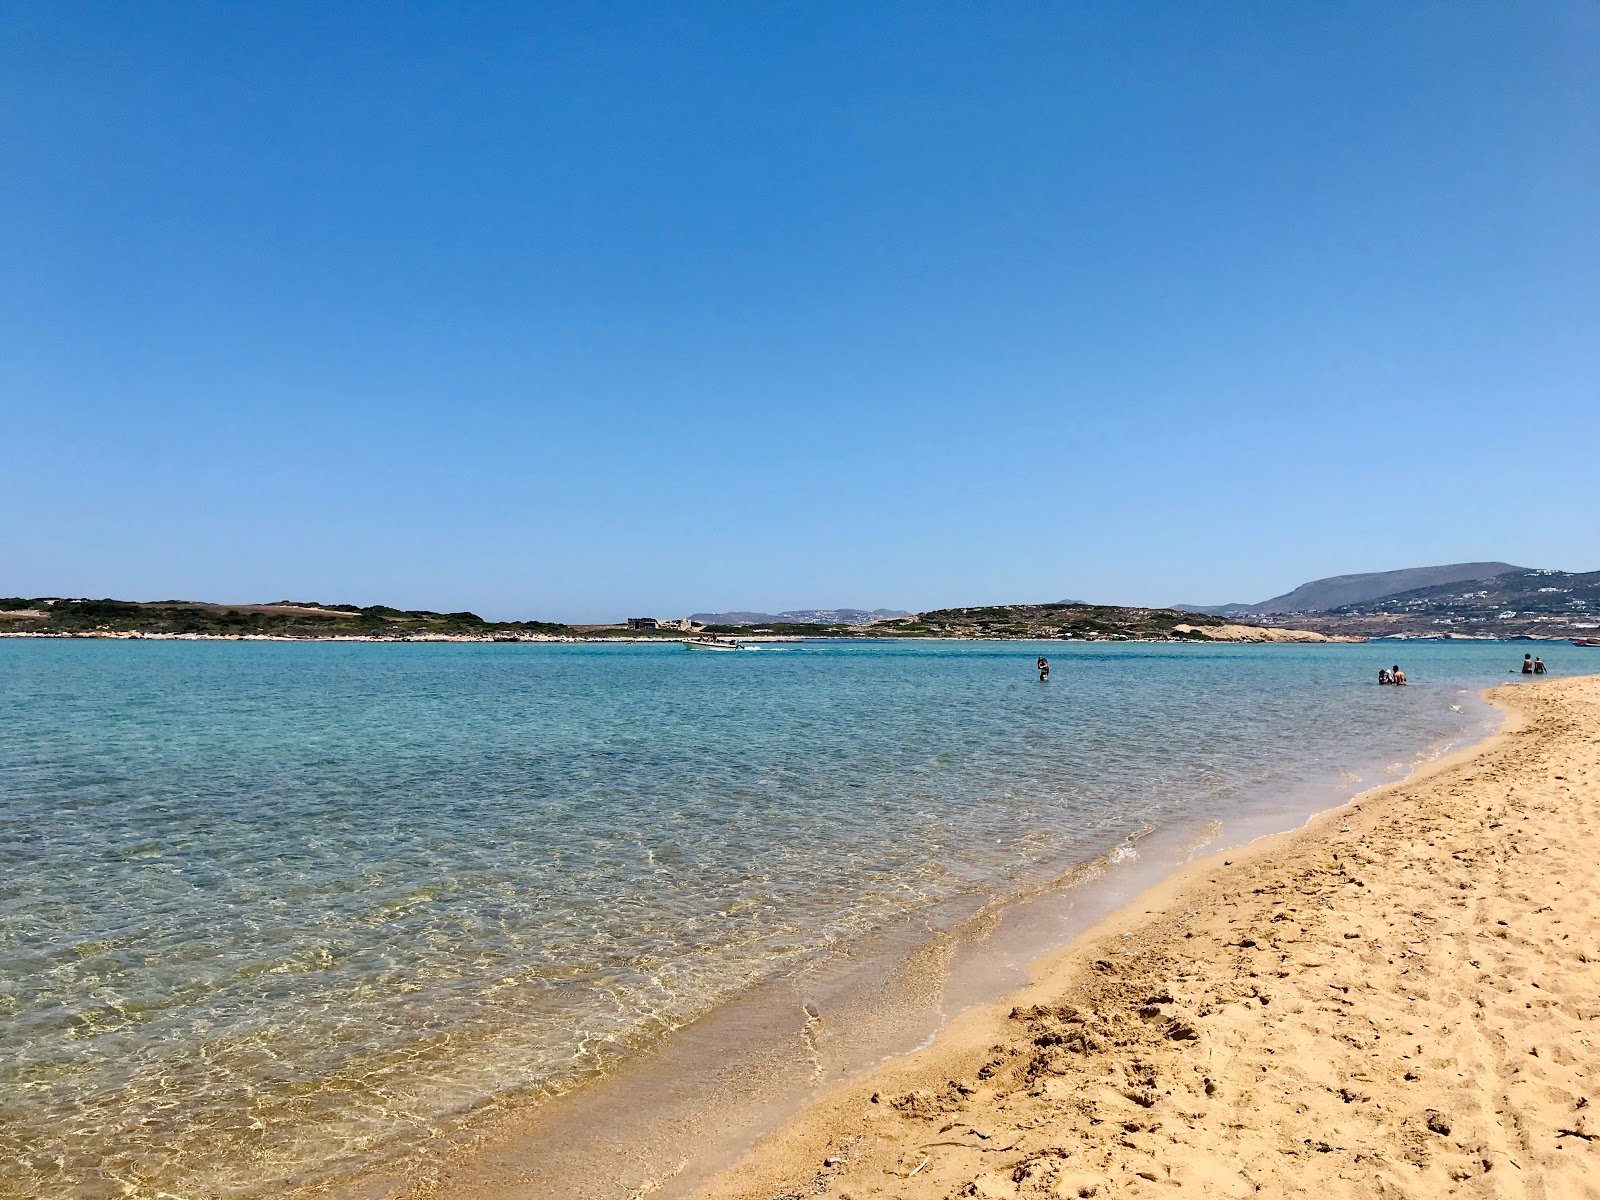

693,675,1600,1200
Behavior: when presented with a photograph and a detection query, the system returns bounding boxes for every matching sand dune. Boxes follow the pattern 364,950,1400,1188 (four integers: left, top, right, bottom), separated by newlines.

696,675,1600,1199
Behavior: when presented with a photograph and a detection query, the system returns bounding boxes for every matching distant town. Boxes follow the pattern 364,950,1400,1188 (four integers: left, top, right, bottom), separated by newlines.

1198,568,1600,641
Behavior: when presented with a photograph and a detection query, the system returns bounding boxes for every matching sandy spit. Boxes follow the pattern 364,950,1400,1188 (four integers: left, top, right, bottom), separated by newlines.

694,675,1600,1200
1170,623,1362,644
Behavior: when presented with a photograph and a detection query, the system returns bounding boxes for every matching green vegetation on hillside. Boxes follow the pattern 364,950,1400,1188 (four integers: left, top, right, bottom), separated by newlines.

1269,568,1600,640
874,603,1228,640
0,596,1301,643
699,603,1232,641
0,598,568,639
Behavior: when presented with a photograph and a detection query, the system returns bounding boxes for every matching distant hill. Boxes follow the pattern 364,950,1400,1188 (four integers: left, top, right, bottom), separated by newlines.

691,603,1347,642
1175,562,1527,616
690,608,909,626
1,594,1372,643
1211,568,1599,640
0,597,568,639
1330,570,1599,615
1169,601,1258,617
870,604,1346,642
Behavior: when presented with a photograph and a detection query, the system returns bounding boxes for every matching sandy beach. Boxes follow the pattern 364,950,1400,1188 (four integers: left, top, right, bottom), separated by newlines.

691,674,1600,1199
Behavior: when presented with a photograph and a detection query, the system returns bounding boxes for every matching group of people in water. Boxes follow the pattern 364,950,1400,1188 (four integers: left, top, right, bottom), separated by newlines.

1378,654,1553,686
1040,654,1551,687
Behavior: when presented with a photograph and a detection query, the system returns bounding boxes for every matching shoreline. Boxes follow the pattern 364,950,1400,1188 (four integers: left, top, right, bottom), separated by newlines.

6,630,1588,644
329,678,1527,1200
684,674,1600,1198
2,631,1377,644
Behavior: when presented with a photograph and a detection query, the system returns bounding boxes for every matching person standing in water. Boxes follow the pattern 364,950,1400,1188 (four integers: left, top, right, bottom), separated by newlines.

1523,653,1535,675
1534,656,1547,674
1037,656,1050,681
1392,666,1407,686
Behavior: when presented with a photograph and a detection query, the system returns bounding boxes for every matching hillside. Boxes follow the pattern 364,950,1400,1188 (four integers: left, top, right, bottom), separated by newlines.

1,596,1370,644
1241,569,1600,640
1178,562,1526,616
867,604,1350,642
0,598,568,640
694,604,1350,642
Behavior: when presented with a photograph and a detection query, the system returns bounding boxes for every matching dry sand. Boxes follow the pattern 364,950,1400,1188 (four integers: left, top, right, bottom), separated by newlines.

694,675,1600,1200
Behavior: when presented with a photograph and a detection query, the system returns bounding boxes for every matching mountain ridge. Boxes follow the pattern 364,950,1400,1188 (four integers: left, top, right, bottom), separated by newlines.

1256,568,1600,640
1175,562,1527,616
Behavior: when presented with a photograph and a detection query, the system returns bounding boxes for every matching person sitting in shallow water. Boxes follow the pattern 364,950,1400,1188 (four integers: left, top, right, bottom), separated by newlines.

1534,656,1547,674
1378,668,1392,685
1392,667,1407,686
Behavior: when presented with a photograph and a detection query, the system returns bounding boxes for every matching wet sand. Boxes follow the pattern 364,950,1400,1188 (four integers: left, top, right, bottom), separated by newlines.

692,675,1600,1199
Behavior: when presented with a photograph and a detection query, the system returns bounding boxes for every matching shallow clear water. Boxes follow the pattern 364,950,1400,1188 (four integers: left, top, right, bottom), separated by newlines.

0,638,1575,1197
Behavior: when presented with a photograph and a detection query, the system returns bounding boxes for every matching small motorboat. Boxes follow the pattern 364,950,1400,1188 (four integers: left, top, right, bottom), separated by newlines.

685,636,741,652
1572,637,1600,647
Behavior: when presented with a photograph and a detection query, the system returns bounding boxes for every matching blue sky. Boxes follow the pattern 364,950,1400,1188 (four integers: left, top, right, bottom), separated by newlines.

3,3,1596,621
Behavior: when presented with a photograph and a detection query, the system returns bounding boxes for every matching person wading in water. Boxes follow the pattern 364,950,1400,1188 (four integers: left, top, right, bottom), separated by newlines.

1037,656,1050,681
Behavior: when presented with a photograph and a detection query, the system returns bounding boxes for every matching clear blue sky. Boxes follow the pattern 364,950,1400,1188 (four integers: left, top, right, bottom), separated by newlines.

3,3,1596,621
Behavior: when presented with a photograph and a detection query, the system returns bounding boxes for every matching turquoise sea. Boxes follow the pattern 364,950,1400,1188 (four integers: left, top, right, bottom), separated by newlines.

0,638,1579,1198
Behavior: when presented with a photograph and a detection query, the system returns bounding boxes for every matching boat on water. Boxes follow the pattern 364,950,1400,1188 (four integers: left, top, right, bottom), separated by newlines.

1573,637,1600,647
685,636,741,652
